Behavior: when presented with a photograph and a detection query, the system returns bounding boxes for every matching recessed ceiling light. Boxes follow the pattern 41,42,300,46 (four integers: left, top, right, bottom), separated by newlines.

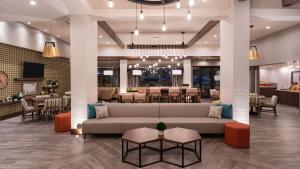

266,26,271,29
29,0,36,6
106,41,110,44
44,29,48,32
56,35,60,38
176,41,180,44
99,35,103,38
204,41,208,44
213,35,218,38
27,21,31,25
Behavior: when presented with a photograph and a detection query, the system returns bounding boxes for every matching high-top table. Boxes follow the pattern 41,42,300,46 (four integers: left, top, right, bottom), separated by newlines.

121,127,202,168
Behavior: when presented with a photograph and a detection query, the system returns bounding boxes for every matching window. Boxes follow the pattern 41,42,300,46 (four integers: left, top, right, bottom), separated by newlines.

193,66,220,98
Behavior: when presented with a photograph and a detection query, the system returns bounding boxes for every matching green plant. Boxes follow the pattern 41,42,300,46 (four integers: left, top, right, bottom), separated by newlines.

156,122,166,131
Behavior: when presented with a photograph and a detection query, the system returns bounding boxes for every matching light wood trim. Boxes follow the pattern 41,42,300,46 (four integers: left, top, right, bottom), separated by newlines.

187,20,219,48
98,21,125,49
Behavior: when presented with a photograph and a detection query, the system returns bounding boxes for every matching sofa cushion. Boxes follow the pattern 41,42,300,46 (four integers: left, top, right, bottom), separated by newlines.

218,104,233,119
82,117,160,134
106,103,160,117
159,103,210,117
208,105,223,119
87,103,105,119
160,117,234,134
95,105,109,119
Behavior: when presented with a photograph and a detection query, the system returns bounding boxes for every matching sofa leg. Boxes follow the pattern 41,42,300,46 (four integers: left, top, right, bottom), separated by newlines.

83,134,87,139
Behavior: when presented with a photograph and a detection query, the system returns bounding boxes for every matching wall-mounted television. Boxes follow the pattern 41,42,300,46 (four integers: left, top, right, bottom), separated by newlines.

23,62,45,78
103,70,113,76
132,70,142,76
172,70,182,75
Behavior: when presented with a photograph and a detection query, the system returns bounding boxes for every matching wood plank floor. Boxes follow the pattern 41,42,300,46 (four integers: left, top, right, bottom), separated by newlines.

0,104,299,169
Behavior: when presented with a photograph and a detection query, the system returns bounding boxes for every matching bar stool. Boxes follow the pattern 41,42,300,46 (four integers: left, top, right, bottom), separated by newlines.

149,87,161,103
168,87,180,103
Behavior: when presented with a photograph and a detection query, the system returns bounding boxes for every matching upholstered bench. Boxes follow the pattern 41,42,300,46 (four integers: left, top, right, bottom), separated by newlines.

224,122,250,148
55,112,71,132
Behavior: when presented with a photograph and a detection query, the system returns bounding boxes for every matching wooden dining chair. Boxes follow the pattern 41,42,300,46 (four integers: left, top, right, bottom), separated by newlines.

168,87,180,103
20,99,38,123
149,87,161,103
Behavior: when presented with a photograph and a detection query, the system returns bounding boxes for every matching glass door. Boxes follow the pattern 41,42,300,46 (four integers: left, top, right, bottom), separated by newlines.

193,66,220,98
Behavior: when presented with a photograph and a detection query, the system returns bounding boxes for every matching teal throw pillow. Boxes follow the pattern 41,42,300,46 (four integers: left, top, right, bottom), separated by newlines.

218,103,233,119
88,103,104,119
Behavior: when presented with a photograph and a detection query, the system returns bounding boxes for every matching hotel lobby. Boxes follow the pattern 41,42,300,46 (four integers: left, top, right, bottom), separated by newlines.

0,0,300,168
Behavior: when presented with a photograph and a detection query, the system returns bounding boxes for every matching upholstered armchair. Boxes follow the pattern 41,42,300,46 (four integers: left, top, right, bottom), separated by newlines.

260,95,278,117
134,93,146,103
121,93,134,103
210,89,220,102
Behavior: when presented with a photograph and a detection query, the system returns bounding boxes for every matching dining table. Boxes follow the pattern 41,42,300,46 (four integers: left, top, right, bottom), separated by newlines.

28,95,62,117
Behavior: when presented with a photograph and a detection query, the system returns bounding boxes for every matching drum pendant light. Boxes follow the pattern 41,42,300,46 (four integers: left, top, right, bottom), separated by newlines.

42,42,60,58
249,25,258,60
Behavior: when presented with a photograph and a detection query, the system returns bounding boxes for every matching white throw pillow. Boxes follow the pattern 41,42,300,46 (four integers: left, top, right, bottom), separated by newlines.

208,105,223,119
95,105,109,119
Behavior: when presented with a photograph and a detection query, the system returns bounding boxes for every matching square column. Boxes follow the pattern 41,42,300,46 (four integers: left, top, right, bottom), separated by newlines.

183,59,192,87
220,0,250,124
120,60,128,93
70,15,98,129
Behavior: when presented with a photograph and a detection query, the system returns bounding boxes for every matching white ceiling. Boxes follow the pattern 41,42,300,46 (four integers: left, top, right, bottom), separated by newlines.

2,0,300,47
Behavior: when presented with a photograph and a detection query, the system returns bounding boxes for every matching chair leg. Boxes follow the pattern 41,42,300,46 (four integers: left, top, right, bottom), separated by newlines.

274,106,277,118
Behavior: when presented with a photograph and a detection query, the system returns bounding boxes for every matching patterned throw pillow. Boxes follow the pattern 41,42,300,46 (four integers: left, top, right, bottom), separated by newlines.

208,105,223,119
95,105,109,119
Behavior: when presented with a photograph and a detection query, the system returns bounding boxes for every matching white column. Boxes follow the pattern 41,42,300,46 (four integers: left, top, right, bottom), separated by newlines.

183,59,192,87
70,15,98,129
220,0,250,124
120,60,128,93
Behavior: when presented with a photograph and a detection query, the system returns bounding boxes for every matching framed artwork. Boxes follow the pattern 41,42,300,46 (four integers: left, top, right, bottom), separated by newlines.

23,82,38,96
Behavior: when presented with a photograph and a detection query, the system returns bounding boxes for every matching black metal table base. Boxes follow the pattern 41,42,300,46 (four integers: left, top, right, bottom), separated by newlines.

122,139,202,168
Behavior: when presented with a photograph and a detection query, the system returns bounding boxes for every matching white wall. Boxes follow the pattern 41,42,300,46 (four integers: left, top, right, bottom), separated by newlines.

251,24,300,66
0,22,70,58
260,64,300,89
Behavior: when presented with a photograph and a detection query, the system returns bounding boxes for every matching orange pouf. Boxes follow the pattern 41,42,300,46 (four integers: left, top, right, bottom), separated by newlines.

55,112,71,132
225,122,250,148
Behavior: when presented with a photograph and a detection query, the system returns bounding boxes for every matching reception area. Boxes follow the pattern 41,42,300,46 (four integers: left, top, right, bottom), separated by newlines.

0,0,300,168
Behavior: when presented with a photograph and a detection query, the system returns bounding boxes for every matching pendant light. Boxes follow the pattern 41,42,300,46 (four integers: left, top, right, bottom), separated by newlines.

42,21,60,58
187,3,192,21
176,0,181,9
42,42,60,58
139,4,144,20
108,0,113,8
189,0,194,7
249,25,259,60
162,4,167,32
134,0,139,36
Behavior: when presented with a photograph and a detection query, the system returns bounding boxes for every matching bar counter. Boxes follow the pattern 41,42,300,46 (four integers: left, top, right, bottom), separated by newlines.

276,90,299,107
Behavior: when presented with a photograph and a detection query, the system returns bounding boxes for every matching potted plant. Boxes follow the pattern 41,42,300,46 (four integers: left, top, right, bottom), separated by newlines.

156,122,166,136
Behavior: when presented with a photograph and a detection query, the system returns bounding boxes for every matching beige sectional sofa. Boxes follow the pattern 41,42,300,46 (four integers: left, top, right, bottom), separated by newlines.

82,103,234,137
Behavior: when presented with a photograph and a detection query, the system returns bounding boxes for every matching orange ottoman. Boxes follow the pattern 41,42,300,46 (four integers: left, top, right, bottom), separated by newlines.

225,122,250,148
55,112,71,132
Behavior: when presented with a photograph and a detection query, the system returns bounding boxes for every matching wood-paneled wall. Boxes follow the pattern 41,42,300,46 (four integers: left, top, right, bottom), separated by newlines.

0,43,70,118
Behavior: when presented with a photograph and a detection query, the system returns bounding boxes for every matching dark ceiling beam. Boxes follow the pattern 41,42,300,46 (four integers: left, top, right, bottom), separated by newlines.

187,20,219,48
98,21,125,49
282,0,299,7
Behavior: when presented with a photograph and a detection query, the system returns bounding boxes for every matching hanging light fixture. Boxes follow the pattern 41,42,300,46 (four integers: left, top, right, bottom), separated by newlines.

162,3,167,32
189,0,194,7
176,0,181,9
249,25,259,60
108,0,114,8
187,3,192,21
139,4,144,20
42,42,60,58
134,0,139,36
